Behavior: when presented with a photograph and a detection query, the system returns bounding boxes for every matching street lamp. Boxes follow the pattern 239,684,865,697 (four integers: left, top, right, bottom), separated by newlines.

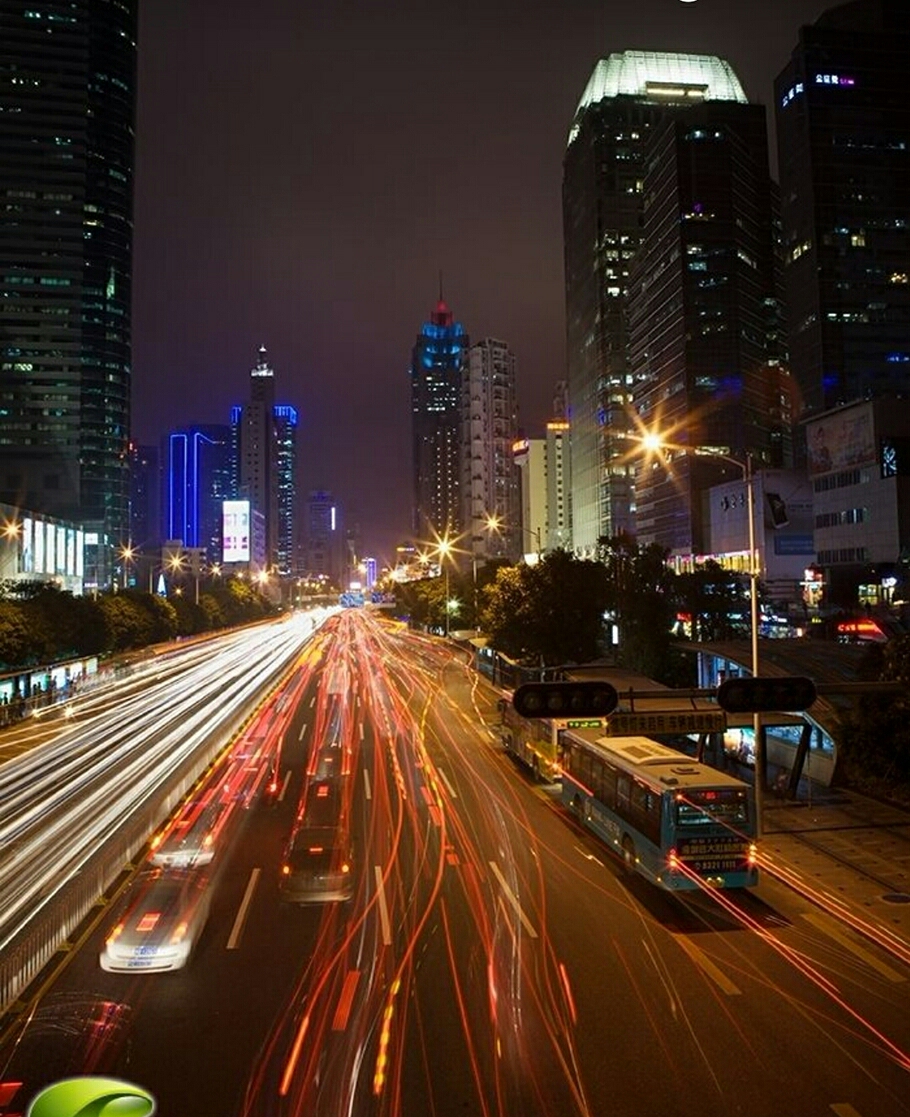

437,536,453,637
638,432,764,834
117,542,137,591
472,513,501,620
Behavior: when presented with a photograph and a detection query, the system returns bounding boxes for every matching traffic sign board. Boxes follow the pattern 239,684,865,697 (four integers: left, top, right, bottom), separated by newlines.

602,710,727,737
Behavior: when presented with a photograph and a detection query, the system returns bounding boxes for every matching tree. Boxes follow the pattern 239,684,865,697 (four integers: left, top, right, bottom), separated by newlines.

0,601,30,667
481,552,610,667
598,534,676,679
674,560,746,642
839,634,910,789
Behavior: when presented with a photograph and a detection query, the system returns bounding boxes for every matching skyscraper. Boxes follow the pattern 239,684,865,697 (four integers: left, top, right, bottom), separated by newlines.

410,298,469,544
305,490,341,588
128,443,160,555
164,424,232,559
562,51,749,555
273,404,298,577
629,100,793,556
775,0,910,416
461,338,519,562
0,1,138,587
231,346,297,574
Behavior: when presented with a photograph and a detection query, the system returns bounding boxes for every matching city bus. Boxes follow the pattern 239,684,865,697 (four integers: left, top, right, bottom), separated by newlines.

560,729,758,890
499,699,560,782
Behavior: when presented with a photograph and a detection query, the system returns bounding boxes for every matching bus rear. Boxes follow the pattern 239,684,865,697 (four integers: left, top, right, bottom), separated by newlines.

666,785,758,890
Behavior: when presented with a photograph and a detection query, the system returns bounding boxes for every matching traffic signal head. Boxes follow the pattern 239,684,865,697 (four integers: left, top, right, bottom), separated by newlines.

512,681,619,719
717,675,817,713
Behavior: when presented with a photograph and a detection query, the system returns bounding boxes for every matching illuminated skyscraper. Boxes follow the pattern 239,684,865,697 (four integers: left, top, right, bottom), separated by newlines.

410,298,469,543
231,346,297,574
775,0,910,415
0,1,138,587
629,99,792,557
562,51,749,555
164,425,231,559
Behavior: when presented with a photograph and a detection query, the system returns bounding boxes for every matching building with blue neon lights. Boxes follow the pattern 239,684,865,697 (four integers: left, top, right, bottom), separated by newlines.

164,425,232,559
410,299,469,542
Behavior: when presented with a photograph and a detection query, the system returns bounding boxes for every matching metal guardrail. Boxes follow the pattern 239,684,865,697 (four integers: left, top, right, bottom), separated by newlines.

0,654,295,1018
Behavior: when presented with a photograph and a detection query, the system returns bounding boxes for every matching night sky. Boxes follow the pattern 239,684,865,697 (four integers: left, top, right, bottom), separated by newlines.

132,0,826,565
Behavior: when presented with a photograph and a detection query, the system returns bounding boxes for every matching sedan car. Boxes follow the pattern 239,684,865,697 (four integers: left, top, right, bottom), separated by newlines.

100,868,211,973
280,825,354,903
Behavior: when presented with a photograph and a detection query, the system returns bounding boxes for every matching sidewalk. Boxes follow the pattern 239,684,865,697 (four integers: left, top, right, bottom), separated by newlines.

758,775,910,959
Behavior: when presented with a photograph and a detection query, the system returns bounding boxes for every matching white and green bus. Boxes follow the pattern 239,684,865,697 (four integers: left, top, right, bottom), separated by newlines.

560,729,758,891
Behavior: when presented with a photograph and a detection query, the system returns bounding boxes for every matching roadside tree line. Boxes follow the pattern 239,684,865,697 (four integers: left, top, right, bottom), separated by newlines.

0,579,279,669
393,535,753,686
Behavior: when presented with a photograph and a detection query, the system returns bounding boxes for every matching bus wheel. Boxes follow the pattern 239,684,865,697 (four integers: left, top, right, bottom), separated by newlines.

621,836,636,874
532,755,541,781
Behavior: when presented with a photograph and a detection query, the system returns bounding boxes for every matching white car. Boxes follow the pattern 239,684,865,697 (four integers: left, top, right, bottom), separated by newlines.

100,868,211,973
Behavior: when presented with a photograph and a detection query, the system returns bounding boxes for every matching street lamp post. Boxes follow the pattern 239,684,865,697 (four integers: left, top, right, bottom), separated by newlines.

472,513,501,622
435,536,455,638
742,452,764,836
639,434,764,834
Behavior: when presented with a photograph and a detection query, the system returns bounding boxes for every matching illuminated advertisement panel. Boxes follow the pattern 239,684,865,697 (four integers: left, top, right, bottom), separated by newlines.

807,405,875,476
34,520,45,573
222,500,251,563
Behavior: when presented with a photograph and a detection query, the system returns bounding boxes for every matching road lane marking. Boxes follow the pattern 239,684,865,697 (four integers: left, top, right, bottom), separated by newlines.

489,860,538,939
363,767,372,801
802,911,907,984
438,768,458,799
374,865,392,946
574,844,604,866
278,769,292,802
830,1105,864,1116
676,935,741,995
227,867,261,950
298,720,308,741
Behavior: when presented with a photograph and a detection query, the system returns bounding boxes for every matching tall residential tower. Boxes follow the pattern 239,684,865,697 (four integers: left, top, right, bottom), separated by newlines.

461,338,520,562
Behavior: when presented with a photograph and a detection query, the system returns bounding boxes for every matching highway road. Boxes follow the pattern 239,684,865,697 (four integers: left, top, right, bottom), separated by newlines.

3,609,909,1117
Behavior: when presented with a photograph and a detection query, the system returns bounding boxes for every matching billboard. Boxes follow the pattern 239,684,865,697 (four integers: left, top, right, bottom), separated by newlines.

806,405,876,476
222,499,251,563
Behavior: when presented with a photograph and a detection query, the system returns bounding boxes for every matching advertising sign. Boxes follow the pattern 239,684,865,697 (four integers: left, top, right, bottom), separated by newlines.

222,500,251,563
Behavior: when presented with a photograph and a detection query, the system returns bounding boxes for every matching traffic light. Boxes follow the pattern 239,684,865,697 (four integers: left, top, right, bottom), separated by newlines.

512,681,619,719
717,676,817,713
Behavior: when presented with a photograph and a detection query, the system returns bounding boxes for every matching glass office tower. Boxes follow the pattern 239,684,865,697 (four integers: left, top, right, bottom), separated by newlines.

0,1,138,586
562,51,748,555
775,0,910,415
630,100,793,556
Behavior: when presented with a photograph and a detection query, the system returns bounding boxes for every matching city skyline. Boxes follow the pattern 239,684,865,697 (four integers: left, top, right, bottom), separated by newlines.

132,0,827,562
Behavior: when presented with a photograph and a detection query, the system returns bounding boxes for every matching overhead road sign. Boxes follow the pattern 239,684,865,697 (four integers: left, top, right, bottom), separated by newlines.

602,710,727,737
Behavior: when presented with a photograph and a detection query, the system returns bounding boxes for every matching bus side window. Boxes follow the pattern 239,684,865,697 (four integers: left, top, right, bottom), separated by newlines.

616,774,631,813
601,764,617,810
